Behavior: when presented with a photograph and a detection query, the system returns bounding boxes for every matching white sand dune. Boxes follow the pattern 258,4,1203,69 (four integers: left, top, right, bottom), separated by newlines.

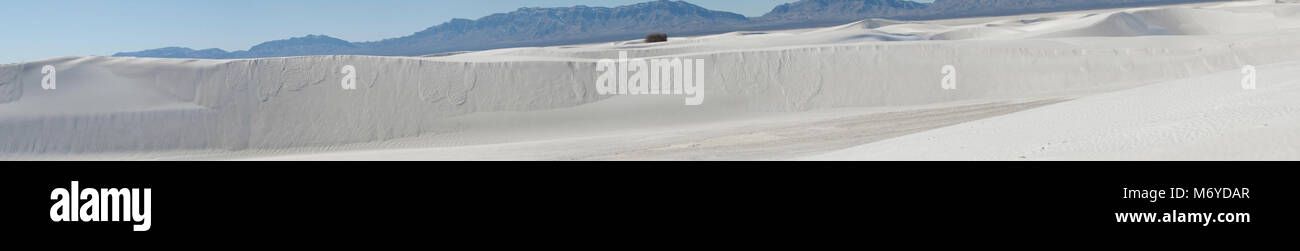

809,60,1300,161
2,1,1299,160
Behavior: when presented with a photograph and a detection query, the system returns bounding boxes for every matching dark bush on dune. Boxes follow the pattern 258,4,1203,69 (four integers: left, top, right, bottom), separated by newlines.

645,33,668,43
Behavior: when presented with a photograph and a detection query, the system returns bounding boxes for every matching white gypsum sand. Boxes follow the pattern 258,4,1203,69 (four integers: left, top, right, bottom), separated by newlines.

1,1,1298,160
807,60,1300,161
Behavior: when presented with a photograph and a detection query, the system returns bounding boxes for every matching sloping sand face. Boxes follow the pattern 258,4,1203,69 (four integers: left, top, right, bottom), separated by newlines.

808,60,1300,161
0,56,604,155
3,2,1300,160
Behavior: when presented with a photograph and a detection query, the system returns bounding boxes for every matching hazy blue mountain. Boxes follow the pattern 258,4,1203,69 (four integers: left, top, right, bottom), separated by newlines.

114,47,235,59
757,0,931,27
114,0,1228,59
753,0,1220,28
115,35,358,59
116,0,749,59
923,0,1221,18
357,0,750,56
236,34,360,58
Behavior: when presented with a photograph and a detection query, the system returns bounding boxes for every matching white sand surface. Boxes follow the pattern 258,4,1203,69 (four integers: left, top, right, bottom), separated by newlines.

809,60,1300,160
2,1,1298,160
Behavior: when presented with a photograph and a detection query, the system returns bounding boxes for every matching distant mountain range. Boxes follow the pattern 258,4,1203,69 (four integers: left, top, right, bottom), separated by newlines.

756,0,1229,27
115,0,1229,59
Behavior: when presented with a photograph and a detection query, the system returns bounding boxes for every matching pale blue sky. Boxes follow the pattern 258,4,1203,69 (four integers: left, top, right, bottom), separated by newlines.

0,0,933,63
